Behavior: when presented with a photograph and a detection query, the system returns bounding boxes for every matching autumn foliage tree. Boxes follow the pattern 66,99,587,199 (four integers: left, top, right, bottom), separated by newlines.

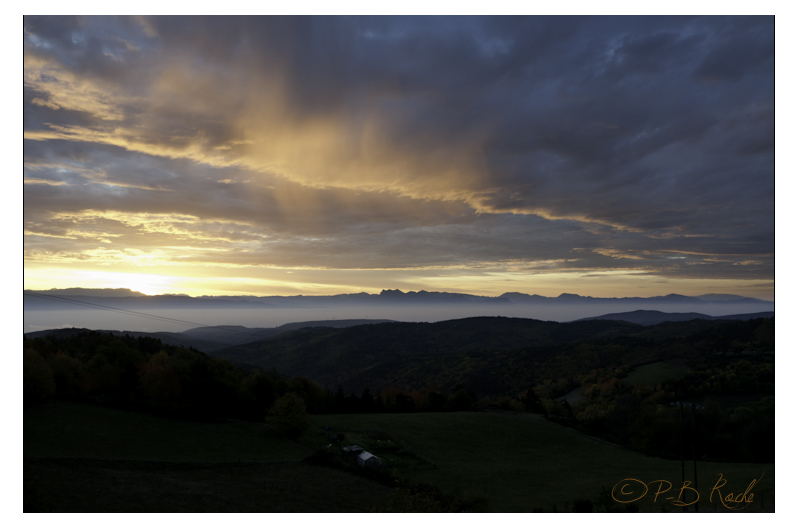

267,392,309,438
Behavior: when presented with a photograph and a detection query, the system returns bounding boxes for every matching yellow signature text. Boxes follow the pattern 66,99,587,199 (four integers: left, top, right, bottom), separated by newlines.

612,473,763,510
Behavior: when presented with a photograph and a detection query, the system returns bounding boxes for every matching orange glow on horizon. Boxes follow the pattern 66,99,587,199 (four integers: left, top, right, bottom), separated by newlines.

22,266,775,302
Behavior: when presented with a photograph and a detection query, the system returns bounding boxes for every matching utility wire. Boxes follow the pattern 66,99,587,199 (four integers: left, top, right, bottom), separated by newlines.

23,291,267,338
25,291,207,327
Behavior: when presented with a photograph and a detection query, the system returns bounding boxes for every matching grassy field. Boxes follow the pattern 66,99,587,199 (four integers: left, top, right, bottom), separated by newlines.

303,412,774,512
625,359,689,388
25,400,307,463
24,458,395,512
25,401,774,512
24,401,392,512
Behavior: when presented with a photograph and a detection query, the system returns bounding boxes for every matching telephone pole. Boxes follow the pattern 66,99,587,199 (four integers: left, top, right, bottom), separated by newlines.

692,402,698,512
679,400,685,512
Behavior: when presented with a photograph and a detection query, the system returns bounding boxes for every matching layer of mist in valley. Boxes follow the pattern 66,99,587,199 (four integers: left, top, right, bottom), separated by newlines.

23,301,775,334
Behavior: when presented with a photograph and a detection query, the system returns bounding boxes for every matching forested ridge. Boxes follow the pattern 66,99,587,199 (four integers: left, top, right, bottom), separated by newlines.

209,316,773,396
24,316,774,463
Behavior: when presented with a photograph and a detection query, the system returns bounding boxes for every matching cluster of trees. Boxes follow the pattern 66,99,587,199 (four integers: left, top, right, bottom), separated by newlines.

679,358,774,396
539,353,775,463
24,331,480,423
332,384,478,414
25,331,303,421
282,318,774,404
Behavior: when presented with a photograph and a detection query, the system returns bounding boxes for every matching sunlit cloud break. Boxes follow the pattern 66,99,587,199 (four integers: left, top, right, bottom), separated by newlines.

23,16,774,300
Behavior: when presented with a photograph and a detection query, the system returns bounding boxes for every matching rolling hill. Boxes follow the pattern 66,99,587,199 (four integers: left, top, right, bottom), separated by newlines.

205,316,774,394
576,310,775,326
24,319,394,353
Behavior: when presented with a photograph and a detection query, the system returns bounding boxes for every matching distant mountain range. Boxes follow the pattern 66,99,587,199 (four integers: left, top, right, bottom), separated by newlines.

499,292,769,305
24,288,771,309
25,287,151,297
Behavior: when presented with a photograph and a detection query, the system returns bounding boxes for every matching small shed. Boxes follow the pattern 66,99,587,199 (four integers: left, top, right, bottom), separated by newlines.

357,451,383,468
342,445,363,461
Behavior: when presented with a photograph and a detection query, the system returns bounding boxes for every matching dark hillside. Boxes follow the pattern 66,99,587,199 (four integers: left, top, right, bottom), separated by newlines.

179,319,394,347
24,316,774,467
577,310,774,326
24,327,226,352
209,317,643,392
209,317,773,396
25,319,396,353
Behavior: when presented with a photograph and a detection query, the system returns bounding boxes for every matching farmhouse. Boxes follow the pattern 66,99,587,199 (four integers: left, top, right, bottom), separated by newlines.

342,445,383,467
357,451,383,468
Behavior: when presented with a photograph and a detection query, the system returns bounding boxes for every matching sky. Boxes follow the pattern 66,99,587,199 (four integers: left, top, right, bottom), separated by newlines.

23,15,775,300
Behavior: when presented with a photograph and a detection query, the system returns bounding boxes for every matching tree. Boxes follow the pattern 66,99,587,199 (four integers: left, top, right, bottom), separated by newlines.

48,353,84,398
267,392,309,438
24,349,56,405
521,388,545,413
446,385,477,411
138,350,183,411
333,385,347,413
395,393,416,413
240,372,277,419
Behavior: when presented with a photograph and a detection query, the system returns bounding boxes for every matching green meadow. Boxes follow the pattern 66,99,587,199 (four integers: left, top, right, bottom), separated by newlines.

625,360,689,388
25,400,307,463
304,412,773,512
25,401,774,512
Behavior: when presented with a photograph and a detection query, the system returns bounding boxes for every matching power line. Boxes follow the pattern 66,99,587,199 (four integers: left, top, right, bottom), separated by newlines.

23,291,265,338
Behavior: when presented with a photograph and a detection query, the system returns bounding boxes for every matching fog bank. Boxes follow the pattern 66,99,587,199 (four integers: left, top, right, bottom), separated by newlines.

23,302,774,334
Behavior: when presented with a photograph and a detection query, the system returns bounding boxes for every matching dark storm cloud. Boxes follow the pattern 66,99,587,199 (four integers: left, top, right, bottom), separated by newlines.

23,15,774,283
